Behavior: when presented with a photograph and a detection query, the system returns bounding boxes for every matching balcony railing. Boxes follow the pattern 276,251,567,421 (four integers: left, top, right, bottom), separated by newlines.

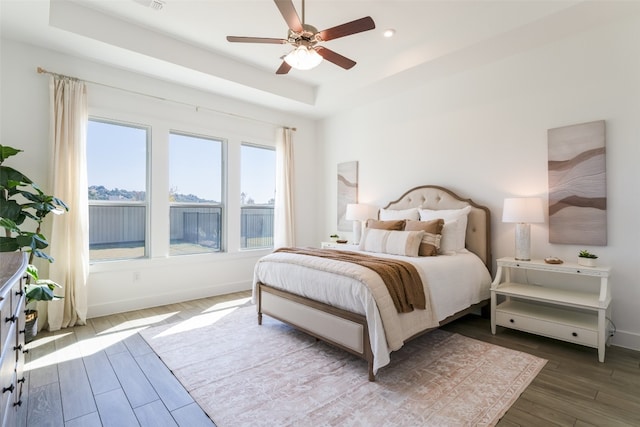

240,205,274,249
89,203,274,260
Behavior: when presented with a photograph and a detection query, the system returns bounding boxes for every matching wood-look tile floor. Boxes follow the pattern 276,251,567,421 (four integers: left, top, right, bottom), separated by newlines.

24,292,640,426
23,291,253,427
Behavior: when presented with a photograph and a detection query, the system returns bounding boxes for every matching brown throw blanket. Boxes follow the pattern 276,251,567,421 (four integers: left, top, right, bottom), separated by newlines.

274,247,426,313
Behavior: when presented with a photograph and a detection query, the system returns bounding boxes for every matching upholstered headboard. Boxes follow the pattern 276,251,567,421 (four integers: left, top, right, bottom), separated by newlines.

383,185,492,273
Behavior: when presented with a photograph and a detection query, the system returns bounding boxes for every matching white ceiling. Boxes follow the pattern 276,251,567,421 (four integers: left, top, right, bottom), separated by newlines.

1,0,636,118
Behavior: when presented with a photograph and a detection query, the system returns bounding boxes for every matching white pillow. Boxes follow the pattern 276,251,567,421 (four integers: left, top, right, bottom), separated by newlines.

359,229,424,257
438,220,459,254
378,207,420,221
419,206,471,252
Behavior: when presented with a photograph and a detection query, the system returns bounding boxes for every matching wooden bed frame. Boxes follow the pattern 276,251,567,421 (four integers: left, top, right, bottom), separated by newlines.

256,185,492,381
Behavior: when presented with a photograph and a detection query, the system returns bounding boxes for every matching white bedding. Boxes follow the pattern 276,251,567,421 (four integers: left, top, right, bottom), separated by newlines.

252,249,491,373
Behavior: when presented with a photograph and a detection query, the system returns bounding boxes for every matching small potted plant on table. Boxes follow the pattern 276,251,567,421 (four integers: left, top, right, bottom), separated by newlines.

578,250,598,267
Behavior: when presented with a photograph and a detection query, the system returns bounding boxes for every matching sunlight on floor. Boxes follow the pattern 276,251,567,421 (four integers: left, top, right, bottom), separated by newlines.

24,295,253,371
151,296,252,338
202,296,252,313
98,312,179,335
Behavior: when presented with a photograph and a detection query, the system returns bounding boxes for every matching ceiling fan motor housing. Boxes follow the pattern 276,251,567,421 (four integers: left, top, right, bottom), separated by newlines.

287,24,320,48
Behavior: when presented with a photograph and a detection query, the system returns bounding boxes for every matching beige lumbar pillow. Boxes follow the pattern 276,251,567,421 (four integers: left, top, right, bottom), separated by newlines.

359,229,424,257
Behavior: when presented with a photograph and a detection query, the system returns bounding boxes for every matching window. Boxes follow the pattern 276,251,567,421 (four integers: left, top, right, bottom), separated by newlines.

240,143,275,249
87,119,149,261
169,132,225,255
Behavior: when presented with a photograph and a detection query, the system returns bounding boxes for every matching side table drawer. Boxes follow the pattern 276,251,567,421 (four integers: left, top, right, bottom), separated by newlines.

496,308,598,347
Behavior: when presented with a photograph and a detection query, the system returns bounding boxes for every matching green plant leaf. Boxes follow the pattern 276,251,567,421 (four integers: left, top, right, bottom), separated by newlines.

0,237,20,252
25,283,62,303
0,199,24,222
32,249,54,262
0,217,21,233
0,165,32,190
27,264,39,281
0,145,23,163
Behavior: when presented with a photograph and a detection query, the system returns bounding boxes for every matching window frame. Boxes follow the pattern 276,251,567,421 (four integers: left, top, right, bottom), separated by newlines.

168,129,228,255
240,142,276,251
87,116,151,262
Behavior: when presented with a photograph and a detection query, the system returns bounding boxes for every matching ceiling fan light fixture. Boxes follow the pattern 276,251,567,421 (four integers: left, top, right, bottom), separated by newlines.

284,45,323,70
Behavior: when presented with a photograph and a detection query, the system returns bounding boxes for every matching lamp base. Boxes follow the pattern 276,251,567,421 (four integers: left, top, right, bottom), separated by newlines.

352,220,362,245
514,223,531,261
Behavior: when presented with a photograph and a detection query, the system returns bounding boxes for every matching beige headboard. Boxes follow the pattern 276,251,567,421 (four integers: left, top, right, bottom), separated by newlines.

383,185,492,273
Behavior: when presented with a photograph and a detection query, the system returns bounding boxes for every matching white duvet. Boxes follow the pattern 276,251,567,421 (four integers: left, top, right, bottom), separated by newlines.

252,249,491,373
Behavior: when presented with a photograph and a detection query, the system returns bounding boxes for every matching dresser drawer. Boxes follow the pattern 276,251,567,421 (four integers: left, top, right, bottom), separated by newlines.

496,307,598,347
0,343,17,424
0,299,14,352
10,281,24,320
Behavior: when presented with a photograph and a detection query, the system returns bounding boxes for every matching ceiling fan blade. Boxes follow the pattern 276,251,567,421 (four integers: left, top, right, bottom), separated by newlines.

274,0,303,33
276,61,292,75
318,16,375,42
315,46,356,70
226,36,287,44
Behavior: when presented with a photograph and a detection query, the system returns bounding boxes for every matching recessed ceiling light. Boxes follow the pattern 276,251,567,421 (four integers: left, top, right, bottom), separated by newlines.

383,29,396,38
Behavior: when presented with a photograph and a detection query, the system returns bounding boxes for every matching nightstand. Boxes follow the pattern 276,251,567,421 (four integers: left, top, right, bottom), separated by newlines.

491,257,611,362
321,241,360,250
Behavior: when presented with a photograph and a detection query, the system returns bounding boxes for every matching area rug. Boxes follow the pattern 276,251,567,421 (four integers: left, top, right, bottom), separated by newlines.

139,305,546,427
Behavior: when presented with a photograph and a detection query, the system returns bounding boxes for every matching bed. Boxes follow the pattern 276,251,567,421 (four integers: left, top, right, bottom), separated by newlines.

252,185,492,381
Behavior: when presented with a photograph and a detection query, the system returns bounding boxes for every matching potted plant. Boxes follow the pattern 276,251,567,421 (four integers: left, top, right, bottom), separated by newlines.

23,264,62,341
578,249,598,267
0,145,67,341
329,233,340,242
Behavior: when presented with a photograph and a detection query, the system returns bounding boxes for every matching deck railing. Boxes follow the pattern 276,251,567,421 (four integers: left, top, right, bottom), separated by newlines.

89,204,274,259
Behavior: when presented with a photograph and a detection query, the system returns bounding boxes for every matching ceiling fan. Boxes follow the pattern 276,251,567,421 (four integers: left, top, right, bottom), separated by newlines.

226,0,375,74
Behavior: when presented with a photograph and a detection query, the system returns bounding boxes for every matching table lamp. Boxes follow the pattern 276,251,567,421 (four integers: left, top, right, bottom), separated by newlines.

345,203,374,244
502,197,544,261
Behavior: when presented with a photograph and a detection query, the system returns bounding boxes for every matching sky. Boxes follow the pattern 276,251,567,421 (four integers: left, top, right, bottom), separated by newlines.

87,120,275,204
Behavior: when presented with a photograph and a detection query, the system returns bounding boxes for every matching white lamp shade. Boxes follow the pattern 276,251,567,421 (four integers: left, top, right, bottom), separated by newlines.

345,203,376,244
502,198,544,223
345,203,374,221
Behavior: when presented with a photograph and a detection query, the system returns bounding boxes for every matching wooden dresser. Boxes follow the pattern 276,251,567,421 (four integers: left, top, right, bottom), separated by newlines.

0,253,28,426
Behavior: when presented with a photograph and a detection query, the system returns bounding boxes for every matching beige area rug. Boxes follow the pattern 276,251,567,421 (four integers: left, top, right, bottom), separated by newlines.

140,305,546,427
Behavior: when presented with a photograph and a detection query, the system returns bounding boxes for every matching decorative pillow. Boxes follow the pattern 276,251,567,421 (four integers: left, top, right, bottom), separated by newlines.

365,219,406,231
378,207,420,221
438,220,459,254
404,219,444,256
418,206,471,252
358,229,424,257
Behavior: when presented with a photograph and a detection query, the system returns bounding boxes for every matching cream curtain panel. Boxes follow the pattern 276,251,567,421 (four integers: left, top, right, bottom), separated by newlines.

47,76,90,330
273,127,295,248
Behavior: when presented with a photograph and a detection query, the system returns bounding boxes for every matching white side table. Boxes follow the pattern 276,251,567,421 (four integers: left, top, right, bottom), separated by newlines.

321,241,360,251
491,257,611,362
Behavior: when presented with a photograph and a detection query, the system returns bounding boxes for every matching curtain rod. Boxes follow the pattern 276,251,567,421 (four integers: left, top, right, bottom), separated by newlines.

36,67,297,131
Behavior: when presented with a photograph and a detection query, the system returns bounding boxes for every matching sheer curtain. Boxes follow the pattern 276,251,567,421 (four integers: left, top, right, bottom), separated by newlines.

273,127,295,248
47,75,90,330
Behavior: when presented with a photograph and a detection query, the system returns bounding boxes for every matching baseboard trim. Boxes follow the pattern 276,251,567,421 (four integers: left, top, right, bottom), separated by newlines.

610,329,640,352
87,280,252,318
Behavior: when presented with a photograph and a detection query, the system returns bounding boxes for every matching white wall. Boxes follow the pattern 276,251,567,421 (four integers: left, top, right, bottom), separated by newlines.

0,40,319,318
2,13,639,350
319,14,640,350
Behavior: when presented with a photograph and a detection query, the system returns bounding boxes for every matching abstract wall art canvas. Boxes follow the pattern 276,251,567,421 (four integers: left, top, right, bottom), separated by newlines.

548,120,607,245
337,161,358,232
